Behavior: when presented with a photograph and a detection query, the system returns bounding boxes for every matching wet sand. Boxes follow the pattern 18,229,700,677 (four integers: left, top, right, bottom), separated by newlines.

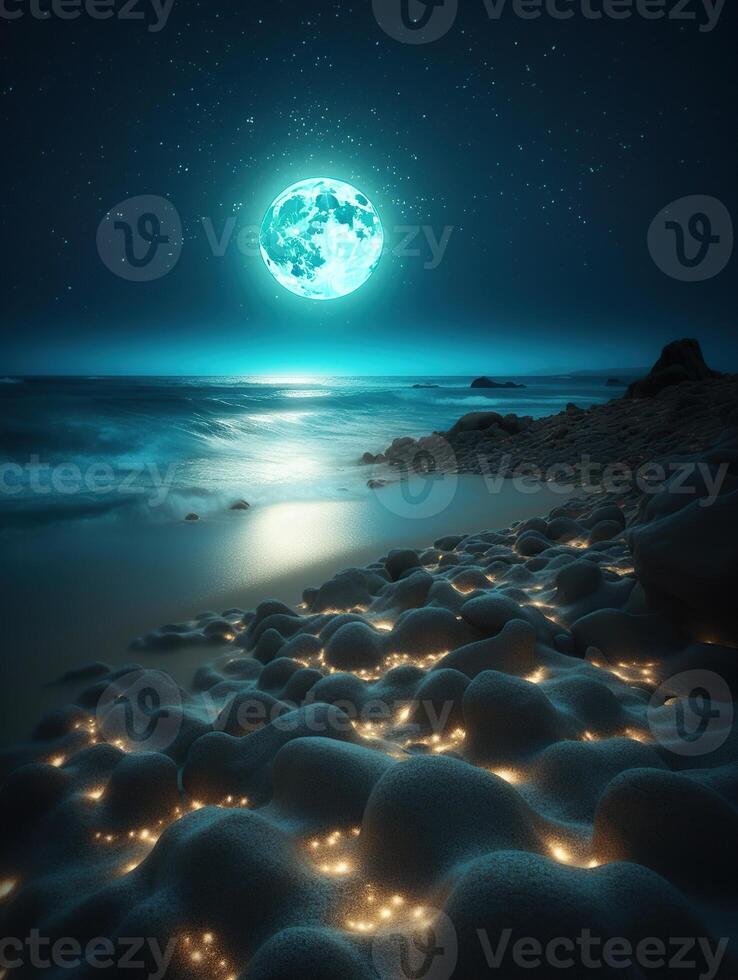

0,476,571,745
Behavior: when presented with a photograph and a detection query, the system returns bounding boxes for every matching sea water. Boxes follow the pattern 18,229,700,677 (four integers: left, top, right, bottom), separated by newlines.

0,374,620,528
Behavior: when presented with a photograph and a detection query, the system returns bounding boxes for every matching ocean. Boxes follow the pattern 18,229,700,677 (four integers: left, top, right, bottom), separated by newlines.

0,374,621,529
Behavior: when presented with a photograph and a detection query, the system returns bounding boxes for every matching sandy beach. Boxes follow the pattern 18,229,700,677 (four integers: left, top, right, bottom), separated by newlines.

0,477,572,747
1,344,736,980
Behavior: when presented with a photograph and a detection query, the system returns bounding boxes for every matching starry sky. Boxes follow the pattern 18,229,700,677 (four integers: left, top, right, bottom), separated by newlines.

1,0,736,376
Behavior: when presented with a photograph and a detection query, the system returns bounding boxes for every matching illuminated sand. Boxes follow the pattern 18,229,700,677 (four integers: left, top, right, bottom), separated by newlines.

1,438,737,977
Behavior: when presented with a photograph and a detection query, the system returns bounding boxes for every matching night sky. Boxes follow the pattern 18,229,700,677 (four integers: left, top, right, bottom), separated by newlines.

1,0,736,376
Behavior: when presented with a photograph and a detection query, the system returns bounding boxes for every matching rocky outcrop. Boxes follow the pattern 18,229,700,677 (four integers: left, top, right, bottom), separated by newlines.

471,376,526,389
626,338,721,399
363,342,736,483
447,411,531,438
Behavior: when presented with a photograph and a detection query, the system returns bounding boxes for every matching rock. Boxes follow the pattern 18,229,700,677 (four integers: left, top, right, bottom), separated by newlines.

202,618,237,641
412,383,440,389
434,534,467,551
389,607,473,658
630,489,738,646
545,516,583,542
410,668,470,731
244,928,375,980
583,505,626,530
499,413,528,435
459,595,525,635
448,567,489,593
384,548,421,582
185,513,200,521
360,755,539,889
443,851,708,980
447,411,503,436
182,704,357,802
230,499,251,511
387,436,415,455
470,377,526,389
571,608,682,660
324,622,384,672
280,667,323,704
216,691,290,736
529,737,665,822
463,670,571,764
306,568,387,614
250,628,286,665
258,657,303,692
626,338,720,399
371,569,434,614
588,519,623,545
515,530,550,557
593,768,738,892
100,752,180,828
140,807,323,955
438,620,536,679
271,737,393,825
309,672,367,708
556,560,604,603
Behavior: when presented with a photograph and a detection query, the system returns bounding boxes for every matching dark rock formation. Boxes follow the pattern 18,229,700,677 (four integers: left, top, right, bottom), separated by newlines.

471,376,526,389
626,338,721,398
447,411,530,438
630,487,738,646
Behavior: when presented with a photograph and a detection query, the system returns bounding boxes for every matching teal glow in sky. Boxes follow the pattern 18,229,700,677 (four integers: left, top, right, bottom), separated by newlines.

2,5,736,376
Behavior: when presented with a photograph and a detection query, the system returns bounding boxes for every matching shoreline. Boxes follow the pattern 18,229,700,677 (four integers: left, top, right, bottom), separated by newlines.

363,361,737,490
0,477,573,747
2,343,736,980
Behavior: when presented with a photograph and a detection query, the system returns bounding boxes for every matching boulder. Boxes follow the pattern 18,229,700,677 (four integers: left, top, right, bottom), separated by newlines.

463,670,571,764
447,411,503,437
630,489,738,646
626,338,720,399
360,755,538,889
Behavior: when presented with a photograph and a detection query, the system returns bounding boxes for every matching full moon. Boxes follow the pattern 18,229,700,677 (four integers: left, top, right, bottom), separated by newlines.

259,177,384,300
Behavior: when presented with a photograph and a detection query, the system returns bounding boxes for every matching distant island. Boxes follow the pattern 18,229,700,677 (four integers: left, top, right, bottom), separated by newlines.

471,376,526,389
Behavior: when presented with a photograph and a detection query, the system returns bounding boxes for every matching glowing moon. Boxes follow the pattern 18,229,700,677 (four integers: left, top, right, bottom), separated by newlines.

259,177,384,300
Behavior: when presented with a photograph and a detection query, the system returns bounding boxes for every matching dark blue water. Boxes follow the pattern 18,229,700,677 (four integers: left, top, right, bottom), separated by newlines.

0,374,622,527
